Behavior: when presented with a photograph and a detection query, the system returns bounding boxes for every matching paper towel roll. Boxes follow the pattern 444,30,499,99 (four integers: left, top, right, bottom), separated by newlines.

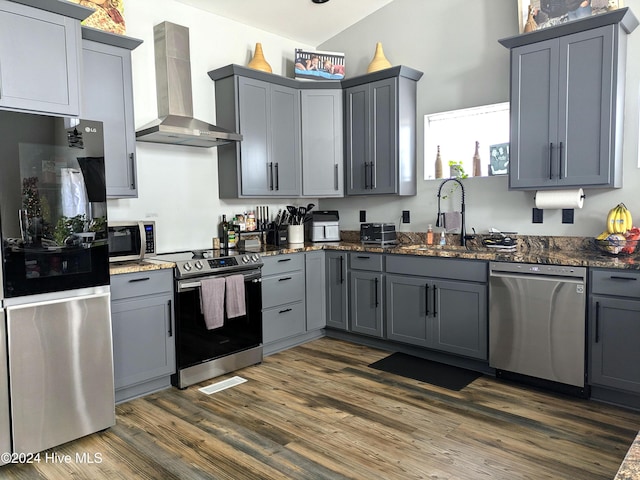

535,188,585,209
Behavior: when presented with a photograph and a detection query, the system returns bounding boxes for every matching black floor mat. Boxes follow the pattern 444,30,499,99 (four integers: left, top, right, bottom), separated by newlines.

369,352,482,391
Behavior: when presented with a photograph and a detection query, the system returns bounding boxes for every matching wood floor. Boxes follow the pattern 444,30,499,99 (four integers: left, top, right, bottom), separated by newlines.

3,337,640,479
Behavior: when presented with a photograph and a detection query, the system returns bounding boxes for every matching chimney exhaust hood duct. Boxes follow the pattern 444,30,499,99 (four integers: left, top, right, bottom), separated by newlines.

135,21,242,147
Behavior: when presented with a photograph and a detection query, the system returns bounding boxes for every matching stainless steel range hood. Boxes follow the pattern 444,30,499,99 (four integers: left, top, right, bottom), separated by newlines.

135,21,242,147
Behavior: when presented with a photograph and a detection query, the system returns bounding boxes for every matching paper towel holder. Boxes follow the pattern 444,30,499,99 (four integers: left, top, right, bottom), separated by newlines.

533,190,586,210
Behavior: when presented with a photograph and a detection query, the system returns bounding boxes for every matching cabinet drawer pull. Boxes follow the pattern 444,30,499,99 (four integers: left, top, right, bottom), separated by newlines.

609,276,637,281
268,162,274,190
549,142,554,180
279,308,292,314
364,162,370,189
356,255,370,259
129,153,136,189
374,277,379,307
425,284,430,316
278,276,292,282
433,284,438,316
278,258,291,263
128,277,150,283
167,299,173,337
595,301,600,343
558,142,564,179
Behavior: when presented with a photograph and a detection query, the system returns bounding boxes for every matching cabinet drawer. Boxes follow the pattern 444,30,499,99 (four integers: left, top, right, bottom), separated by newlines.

263,301,306,344
262,254,304,276
386,255,487,283
262,271,305,309
591,269,640,297
111,269,173,300
349,252,384,271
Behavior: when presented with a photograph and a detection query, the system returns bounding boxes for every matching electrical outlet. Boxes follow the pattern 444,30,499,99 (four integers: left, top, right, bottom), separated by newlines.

360,210,366,222
562,209,574,224
402,210,410,223
532,208,543,223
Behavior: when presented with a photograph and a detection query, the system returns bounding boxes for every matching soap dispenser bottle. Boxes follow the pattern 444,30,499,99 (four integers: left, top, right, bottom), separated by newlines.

426,225,434,245
440,231,446,246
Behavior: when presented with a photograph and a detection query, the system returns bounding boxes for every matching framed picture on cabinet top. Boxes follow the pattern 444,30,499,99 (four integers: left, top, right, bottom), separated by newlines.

489,143,509,176
517,0,624,33
294,48,345,81
67,0,126,35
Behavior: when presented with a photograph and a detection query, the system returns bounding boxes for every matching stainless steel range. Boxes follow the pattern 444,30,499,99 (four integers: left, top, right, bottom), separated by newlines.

152,249,263,388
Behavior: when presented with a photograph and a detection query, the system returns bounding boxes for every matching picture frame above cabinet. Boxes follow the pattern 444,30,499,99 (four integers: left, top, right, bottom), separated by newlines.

499,8,638,190
81,27,143,198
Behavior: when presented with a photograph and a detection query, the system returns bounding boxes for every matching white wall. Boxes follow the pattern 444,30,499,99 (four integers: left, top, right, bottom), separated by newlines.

106,0,315,253
111,0,640,249
318,0,640,237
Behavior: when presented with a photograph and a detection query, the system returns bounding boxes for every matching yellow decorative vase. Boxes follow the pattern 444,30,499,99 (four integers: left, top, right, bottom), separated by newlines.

247,42,272,73
366,42,392,73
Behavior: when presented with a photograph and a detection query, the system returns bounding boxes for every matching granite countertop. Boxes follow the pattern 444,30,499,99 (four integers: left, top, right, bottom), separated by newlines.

110,233,640,275
109,259,175,275
615,431,640,480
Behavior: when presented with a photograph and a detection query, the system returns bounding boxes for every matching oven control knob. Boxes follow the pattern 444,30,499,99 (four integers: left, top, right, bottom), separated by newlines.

242,255,250,264
251,254,260,262
183,262,192,271
195,260,203,270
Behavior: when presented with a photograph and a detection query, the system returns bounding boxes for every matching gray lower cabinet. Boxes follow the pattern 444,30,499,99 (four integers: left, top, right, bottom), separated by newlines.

385,255,488,360
0,0,86,116
110,269,175,403
211,67,301,197
81,29,142,198
500,9,637,189
349,253,385,337
301,89,343,197
589,269,640,397
343,66,423,196
305,251,326,331
261,254,307,352
325,251,348,330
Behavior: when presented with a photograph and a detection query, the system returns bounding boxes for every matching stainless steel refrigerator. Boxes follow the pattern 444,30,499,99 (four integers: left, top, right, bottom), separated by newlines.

0,111,115,455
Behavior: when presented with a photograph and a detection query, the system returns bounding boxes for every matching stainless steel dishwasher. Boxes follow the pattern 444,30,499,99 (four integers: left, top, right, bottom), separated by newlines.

489,262,587,396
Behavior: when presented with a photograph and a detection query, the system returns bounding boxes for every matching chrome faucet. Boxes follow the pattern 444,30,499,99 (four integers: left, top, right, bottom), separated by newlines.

436,178,466,247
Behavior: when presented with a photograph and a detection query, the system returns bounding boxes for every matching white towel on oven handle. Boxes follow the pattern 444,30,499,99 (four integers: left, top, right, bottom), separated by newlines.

199,277,226,330
225,274,246,318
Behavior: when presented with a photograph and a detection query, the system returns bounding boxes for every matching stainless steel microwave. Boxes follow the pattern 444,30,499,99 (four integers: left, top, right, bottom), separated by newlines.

107,221,156,262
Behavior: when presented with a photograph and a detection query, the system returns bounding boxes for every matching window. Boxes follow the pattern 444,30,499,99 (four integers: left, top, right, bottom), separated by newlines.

424,102,510,179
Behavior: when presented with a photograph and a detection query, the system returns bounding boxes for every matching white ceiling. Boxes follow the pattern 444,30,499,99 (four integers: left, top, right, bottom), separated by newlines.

173,0,395,46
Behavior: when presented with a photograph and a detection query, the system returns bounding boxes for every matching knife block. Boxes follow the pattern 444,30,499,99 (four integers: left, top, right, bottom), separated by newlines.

266,224,288,247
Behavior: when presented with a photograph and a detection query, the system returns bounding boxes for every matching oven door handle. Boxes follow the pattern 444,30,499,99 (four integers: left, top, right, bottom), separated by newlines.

177,272,262,291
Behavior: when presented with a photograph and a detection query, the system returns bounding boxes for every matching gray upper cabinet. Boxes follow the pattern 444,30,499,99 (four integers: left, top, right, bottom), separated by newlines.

210,66,301,198
81,28,142,198
301,89,343,197
500,9,638,190
0,0,89,116
343,66,422,196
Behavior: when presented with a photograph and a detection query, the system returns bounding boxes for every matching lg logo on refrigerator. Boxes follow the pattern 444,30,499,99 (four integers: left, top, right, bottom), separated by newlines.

84,126,97,133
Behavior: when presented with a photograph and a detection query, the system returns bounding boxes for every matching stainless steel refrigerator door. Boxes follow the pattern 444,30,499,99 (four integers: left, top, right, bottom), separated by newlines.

489,273,586,387
7,292,115,454
0,309,11,463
